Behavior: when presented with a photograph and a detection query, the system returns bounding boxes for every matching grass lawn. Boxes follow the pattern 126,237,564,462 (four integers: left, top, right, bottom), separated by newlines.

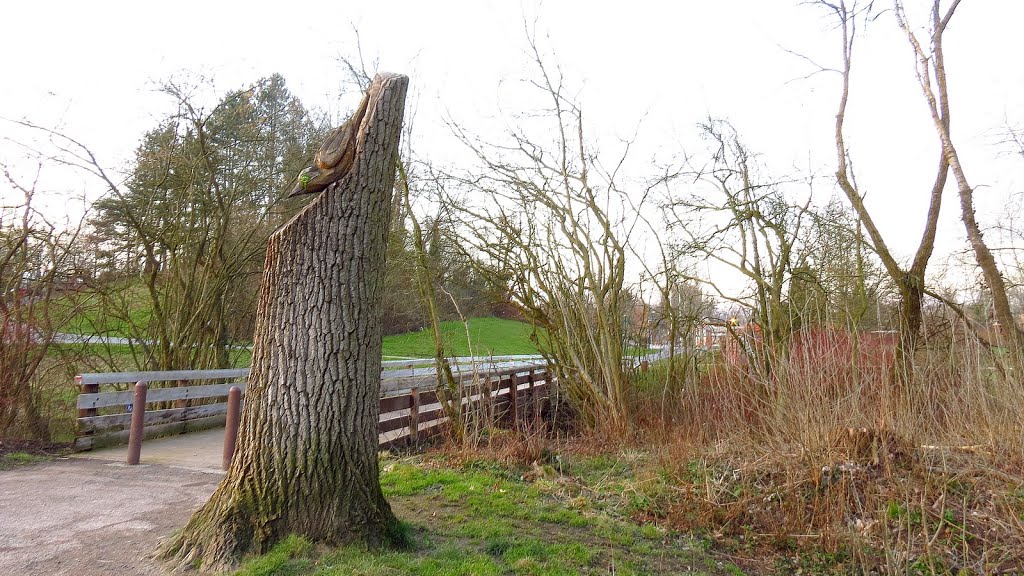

53,307,538,361
382,317,541,359
51,341,252,372
51,280,537,362
64,317,539,363
0,452,48,470
48,283,153,339
234,449,735,576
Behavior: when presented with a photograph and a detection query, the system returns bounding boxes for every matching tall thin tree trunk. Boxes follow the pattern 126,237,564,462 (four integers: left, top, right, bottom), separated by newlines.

396,161,461,439
894,0,1023,357
949,152,1022,353
161,73,409,572
826,1,949,389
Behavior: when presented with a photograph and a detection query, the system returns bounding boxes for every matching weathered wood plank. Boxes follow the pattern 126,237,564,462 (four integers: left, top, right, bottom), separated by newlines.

378,355,542,369
379,414,411,434
78,369,249,386
384,362,546,380
379,395,410,414
492,387,513,400
75,357,546,386
417,407,444,423
75,414,228,451
72,436,94,451
75,373,550,451
78,403,229,433
513,373,534,385
78,383,247,409
379,364,545,395
74,362,551,449
378,415,448,450
75,363,544,409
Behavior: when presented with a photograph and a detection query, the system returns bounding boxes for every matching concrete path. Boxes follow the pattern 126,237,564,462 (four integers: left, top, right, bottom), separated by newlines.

0,430,227,574
52,333,138,346
1,425,421,574
53,332,252,349
0,458,221,575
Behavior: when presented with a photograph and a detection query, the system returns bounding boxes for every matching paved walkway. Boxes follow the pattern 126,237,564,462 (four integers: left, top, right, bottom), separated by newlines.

75,427,227,472
0,458,221,575
0,430,228,575
1,425,423,574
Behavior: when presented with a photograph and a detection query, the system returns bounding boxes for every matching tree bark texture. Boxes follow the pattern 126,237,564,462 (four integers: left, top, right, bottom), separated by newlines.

161,73,409,572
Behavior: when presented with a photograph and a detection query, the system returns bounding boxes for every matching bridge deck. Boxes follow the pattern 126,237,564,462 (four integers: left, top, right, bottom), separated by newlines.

73,427,227,472
72,425,425,472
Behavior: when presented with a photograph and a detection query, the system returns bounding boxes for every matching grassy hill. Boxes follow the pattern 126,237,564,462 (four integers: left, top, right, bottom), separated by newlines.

47,283,152,338
382,317,540,359
52,294,539,362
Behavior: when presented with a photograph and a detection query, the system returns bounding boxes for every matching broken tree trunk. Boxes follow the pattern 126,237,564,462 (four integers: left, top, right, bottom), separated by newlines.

160,73,409,572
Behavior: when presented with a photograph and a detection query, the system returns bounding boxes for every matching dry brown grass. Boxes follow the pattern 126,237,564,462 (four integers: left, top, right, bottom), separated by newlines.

626,330,1024,574
434,328,1024,573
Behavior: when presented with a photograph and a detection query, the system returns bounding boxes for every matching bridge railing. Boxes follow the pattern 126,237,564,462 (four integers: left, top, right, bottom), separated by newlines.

74,356,550,453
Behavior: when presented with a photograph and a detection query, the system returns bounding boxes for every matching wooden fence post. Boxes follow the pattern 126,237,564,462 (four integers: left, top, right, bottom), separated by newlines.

509,371,519,428
175,378,189,428
76,375,98,450
409,387,419,445
534,370,545,428
126,381,148,465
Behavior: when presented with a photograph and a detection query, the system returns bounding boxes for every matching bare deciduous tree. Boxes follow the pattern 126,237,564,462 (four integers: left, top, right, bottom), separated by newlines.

88,75,320,371
665,119,811,379
0,164,84,439
799,196,891,331
443,34,637,431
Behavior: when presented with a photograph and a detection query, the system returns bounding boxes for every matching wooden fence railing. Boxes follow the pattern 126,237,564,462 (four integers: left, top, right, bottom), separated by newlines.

74,358,550,453
376,365,551,448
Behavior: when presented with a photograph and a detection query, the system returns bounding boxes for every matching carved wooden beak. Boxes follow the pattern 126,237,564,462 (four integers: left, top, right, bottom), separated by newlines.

286,90,372,198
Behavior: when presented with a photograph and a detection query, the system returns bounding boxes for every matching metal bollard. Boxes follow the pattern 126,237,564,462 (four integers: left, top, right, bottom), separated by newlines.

222,386,242,470
126,382,148,465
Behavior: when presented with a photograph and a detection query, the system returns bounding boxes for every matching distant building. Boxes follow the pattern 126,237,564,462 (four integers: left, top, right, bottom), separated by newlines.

695,323,728,351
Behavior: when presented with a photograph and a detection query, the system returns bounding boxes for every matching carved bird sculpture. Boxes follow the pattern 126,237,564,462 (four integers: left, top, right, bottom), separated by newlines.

286,91,371,197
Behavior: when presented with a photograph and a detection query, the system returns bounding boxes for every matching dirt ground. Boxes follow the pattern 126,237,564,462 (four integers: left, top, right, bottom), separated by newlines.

0,437,69,458
0,457,221,575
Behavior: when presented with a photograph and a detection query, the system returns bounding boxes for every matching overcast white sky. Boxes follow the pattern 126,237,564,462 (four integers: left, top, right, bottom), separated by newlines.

2,0,1022,293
